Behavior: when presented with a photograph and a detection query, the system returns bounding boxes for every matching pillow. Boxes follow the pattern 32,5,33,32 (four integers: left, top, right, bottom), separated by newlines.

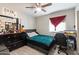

27,32,38,37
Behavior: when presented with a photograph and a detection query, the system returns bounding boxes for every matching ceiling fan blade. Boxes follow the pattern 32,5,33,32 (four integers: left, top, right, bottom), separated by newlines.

25,7,35,8
41,9,46,12
35,3,38,7
42,3,52,7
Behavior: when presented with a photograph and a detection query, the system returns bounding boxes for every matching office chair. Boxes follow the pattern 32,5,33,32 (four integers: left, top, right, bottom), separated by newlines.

54,33,68,55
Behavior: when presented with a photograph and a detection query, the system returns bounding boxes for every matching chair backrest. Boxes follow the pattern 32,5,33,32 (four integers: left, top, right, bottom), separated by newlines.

54,33,67,46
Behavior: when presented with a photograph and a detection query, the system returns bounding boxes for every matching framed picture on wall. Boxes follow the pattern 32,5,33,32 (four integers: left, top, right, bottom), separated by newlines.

5,22,12,31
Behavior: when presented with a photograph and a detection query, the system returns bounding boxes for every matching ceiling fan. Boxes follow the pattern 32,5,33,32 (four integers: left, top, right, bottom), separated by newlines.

25,3,52,13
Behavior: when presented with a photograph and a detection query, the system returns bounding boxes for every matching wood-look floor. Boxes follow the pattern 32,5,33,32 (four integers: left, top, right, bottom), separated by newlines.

10,46,78,55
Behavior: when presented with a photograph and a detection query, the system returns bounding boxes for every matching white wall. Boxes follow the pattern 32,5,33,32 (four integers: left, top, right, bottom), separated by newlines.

76,4,79,54
0,4,36,29
35,8,75,35
17,12,36,29
76,11,79,54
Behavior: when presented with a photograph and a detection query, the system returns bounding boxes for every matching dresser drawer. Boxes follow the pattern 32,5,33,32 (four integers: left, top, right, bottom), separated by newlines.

3,38,22,45
0,32,27,51
8,41,25,51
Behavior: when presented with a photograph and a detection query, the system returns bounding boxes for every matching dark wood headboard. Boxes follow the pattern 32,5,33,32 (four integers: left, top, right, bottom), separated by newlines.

26,29,39,34
26,29,36,33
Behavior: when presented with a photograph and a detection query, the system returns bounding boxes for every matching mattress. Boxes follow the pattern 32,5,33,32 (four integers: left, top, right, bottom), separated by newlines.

31,35,54,46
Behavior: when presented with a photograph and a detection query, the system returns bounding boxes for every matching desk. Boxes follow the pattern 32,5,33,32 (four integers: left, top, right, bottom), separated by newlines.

64,30,77,37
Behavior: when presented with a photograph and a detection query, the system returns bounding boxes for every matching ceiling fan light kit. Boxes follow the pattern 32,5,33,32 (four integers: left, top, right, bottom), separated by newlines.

36,8,41,11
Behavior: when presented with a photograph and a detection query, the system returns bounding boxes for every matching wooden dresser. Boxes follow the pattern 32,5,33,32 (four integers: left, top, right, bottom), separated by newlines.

0,32,27,51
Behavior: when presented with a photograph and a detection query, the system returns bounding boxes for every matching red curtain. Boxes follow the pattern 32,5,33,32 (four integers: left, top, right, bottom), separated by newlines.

50,15,66,30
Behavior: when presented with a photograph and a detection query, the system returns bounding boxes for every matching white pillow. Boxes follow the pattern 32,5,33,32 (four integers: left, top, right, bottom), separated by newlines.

27,32,38,37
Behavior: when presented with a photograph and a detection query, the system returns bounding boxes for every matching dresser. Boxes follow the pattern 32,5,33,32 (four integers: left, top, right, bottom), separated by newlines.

0,32,27,51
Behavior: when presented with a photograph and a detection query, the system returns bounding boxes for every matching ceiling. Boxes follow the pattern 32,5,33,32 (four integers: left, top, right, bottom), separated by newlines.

0,3,78,17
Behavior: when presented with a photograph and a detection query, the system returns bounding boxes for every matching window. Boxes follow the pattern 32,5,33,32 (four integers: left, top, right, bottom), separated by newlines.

49,20,66,32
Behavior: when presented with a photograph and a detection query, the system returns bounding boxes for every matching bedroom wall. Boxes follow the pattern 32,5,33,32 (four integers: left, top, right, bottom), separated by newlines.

77,11,79,54
0,4,36,29
76,4,79,54
18,12,36,29
35,8,75,36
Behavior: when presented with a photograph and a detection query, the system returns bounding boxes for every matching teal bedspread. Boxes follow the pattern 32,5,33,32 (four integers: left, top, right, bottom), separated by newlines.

31,35,54,46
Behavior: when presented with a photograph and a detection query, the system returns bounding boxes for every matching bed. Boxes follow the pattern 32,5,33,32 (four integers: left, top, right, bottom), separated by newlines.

26,29,55,54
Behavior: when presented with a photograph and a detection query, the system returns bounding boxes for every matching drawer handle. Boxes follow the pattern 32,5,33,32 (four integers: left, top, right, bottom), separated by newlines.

8,41,11,43
14,45,16,46
14,36,16,37
8,37,10,38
